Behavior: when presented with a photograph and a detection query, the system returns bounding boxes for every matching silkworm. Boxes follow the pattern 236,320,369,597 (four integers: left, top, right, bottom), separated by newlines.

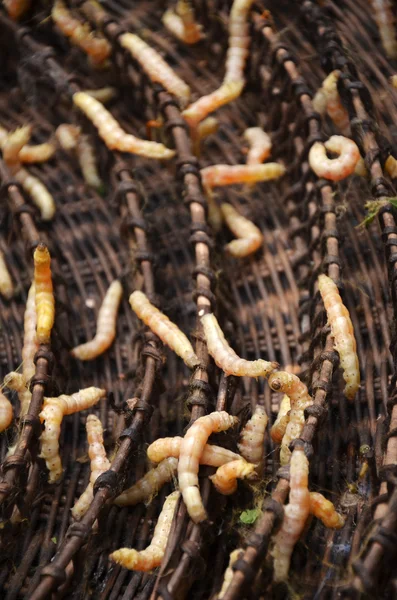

3,0,31,20
197,117,219,141
270,394,291,444
76,134,103,190
73,92,175,159
119,33,190,104
3,370,32,416
237,405,268,470
39,387,106,483
309,492,345,529
385,155,397,178
308,135,360,182
272,448,310,581
71,415,111,520
201,163,285,189
201,313,277,377
243,127,272,165
209,459,255,495
20,283,38,415
0,392,13,433
312,71,350,134
52,0,111,65
14,168,56,221
218,549,243,599
268,371,313,466
0,124,55,164
114,457,178,507
55,124,81,151
182,81,244,130
371,0,397,58
178,411,238,523
0,251,14,299
110,490,180,571
129,290,199,368
34,244,55,344
318,274,360,400
162,0,202,45
83,87,117,104
2,125,31,173
220,203,263,257
207,193,223,233
147,436,241,466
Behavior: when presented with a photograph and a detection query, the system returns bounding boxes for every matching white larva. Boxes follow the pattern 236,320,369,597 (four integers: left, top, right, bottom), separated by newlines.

270,394,291,444
220,203,263,258
162,0,202,45
147,436,241,466
237,405,268,470
243,127,272,165
308,135,360,182
209,459,256,495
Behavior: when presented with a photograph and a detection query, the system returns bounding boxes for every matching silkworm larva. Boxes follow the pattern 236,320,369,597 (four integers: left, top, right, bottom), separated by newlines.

114,457,178,507
52,0,111,65
2,126,31,173
73,93,175,159
18,282,38,415
147,436,241,466
71,280,122,360
34,244,55,344
308,136,360,182
218,549,243,599
197,117,219,141
201,313,277,377
237,405,268,469
220,203,263,257
39,387,106,483
83,87,117,104
182,81,244,130
385,155,397,178
178,411,238,523
209,459,256,495
309,492,345,529
0,251,14,299
13,168,56,221
318,274,360,400
129,290,199,368
76,134,103,190
371,0,397,58
207,193,223,233
110,490,180,571
18,142,56,164
71,415,111,519
201,163,285,189
270,394,291,444
268,372,313,466
0,392,13,433
3,0,31,20
55,124,81,151
119,33,190,104
312,71,350,134
162,0,202,45
4,372,25,391
272,448,310,581
243,127,272,165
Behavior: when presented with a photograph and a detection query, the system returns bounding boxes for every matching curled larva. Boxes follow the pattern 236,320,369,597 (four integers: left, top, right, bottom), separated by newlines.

312,71,350,134
308,136,360,182
55,124,81,151
201,313,277,377
220,203,263,257
147,436,241,466
76,134,103,190
162,0,202,45
209,459,256,495
237,405,268,470
119,33,190,104
39,387,106,483
218,549,243,599
71,280,122,360
272,448,310,581
270,394,291,444
385,155,397,179
309,492,345,529
0,251,14,299
243,127,272,165
371,0,397,58
2,126,31,173
182,81,244,130
114,457,178,507
318,274,360,400
0,392,13,433
34,244,55,344
178,411,238,523
71,415,111,520
83,87,117,104
73,92,175,159
129,290,199,368
110,490,180,571
201,163,285,189
14,168,56,221
3,0,31,20
268,372,313,466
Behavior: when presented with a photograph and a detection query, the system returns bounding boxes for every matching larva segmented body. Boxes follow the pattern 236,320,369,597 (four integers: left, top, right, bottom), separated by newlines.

114,457,178,507
2,126,31,173
14,168,56,221
385,155,397,179
272,448,310,581
371,0,397,58
0,251,14,299
110,490,180,571
309,492,345,529
318,274,360,400
39,387,106,483
3,0,31,20
178,411,238,523
19,282,38,415
76,134,103,190
0,392,13,433
220,203,263,257
73,93,175,159
243,127,272,165
309,135,360,182
312,71,350,134
0,124,55,164
201,163,285,189
3,371,32,417
218,549,243,599
182,81,244,129
129,290,199,368
71,280,122,360
119,33,190,104
270,394,291,444
237,405,268,470
209,459,255,495
72,415,110,520
163,0,202,45
83,87,117,104
55,124,81,151
34,244,55,344
201,313,277,377
147,436,241,466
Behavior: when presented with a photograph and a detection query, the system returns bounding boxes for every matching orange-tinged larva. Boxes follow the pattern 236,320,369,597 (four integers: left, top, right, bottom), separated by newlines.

318,274,360,400
119,33,191,105
312,71,350,134
201,313,277,377
0,392,13,432
76,134,103,190
272,448,310,581
14,168,56,221
162,0,202,45
371,0,397,58
2,126,32,173
218,549,243,598
0,251,14,299
3,0,31,20
34,244,55,345
178,411,238,523
71,280,122,360
73,92,175,159
114,457,178,507
201,163,285,189
220,203,263,257
71,415,111,519
209,459,256,495
18,143,56,164
309,492,345,529
39,387,106,483
385,155,397,178
268,372,312,466
110,490,180,571
197,117,219,141
182,81,244,130
129,290,199,368
147,436,241,466
308,135,360,182
270,394,291,444
237,405,268,470
83,87,117,104
243,127,272,165
55,124,81,151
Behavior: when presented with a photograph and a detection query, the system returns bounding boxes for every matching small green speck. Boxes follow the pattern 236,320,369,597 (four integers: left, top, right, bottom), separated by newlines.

239,509,260,525
51,536,57,544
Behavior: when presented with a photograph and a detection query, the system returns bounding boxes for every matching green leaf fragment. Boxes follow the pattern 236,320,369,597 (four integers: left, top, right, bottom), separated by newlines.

239,508,260,524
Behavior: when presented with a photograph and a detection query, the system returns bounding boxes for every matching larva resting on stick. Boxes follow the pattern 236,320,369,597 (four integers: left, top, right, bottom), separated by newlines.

308,135,360,181
39,387,106,483
114,457,178,507
3,0,31,20
20,283,38,415
14,169,56,221
178,411,238,523
312,71,350,134
0,392,13,433
76,134,103,191
55,124,81,151
209,459,255,495
34,244,55,344
201,313,277,377
318,274,360,400
243,127,272,165
110,490,180,571
162,0,202,45
309,492,345,529
237,405,268,470
2,126,32,173
129,290,199,368
147,436,241,466
218,549,243,599
220,203,263,257
71,280,122,360
201,163,285,189
73,93,175,159
182,81,244,130
270,394,291,444
72,415,111,519
0,124,55,164
371,0,397,58
0,251,14,299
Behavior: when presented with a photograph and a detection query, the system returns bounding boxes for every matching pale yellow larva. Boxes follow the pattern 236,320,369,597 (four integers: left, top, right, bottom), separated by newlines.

14,169,56,221
55,124,81,151
270,394,291,444
0,392,13,433
76,134,103,191
243,127,272,165
34,244,55,344
209,459,255,495
2,126,32,173
147,436,241,466
237,405,268,469
0,251,14,299
162,0,202,45
114,457,178,507
218,549,243,599
308,136,360,182
201,163,285,189
220,203,263,258
312,71,350,134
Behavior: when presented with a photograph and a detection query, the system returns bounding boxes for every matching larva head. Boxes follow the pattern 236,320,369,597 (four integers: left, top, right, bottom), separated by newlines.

34,243,51,266
7,125,32,148
268,371,295,394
